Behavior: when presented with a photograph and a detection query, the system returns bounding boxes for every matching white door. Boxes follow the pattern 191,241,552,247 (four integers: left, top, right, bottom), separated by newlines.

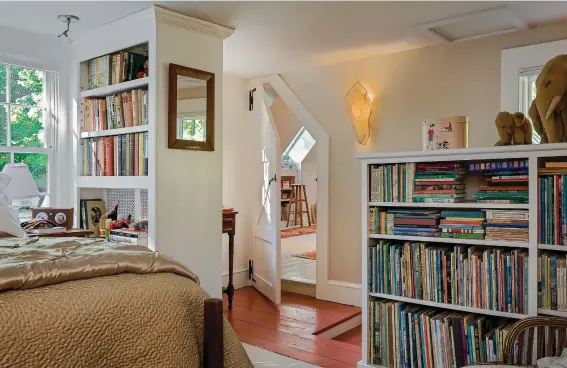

250,81,281,304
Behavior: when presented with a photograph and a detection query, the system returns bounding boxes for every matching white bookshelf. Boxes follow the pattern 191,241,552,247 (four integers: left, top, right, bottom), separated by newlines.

79,125,149,139
72,30,154,249
80,77,148,98
358,144,567,368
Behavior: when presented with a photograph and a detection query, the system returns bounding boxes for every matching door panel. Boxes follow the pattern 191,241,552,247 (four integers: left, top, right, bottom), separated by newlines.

250,80,281,303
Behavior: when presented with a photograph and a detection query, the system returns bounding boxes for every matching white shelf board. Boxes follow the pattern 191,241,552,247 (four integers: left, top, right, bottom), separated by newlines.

369,233,530,248
80,125,149,138
370,292,527,319
75,176,149,189
538,308,567,317
281,199,290,202
538,244,567,252
368,201,530,209
80,77,148,98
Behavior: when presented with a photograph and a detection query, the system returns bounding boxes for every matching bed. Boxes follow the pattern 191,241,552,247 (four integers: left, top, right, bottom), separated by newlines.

0,237,253,368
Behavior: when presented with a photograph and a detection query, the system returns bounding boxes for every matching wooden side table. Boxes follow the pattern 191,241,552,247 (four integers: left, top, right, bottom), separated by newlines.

28,229,94,238
222,210,238,310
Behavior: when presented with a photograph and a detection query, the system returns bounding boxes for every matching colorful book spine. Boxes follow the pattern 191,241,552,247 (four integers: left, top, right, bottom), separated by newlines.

81,133,148,177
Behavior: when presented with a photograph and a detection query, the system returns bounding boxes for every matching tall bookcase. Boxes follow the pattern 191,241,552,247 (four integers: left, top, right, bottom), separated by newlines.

358,144,567,368
71,9,156,249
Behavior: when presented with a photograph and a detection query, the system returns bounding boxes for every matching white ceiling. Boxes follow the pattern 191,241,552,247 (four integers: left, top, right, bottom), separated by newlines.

1,1,567,77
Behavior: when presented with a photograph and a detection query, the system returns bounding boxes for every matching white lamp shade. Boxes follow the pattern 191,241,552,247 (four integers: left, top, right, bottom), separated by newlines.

1,164,40,200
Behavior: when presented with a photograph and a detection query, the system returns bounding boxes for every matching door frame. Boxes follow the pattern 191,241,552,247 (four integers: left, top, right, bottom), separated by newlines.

254,75,353,305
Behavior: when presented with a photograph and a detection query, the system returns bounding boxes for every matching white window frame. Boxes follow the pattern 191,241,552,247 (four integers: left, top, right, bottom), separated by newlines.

519,67,542,144
281,126,316,168
176,112,206,140
0,60,59,210
501,39,567,122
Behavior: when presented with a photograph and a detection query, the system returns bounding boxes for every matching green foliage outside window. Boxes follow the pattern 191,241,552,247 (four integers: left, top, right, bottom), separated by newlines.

0,64,48,182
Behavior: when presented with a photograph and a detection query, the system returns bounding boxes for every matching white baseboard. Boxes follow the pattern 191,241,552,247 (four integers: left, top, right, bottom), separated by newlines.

222,267,251,290
317,280,361,307
317,314,361,339
358,361,379,368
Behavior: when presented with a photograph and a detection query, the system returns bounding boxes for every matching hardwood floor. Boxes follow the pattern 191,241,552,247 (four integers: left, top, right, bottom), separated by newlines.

223,287,362,367
333,326,363,346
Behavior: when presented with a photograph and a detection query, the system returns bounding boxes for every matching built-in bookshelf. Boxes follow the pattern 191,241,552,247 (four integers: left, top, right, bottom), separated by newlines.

73,37,153,244
358,145,567,368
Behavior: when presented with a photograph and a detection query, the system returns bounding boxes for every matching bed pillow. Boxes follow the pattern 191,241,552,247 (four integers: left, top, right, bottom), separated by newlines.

0,173,25,238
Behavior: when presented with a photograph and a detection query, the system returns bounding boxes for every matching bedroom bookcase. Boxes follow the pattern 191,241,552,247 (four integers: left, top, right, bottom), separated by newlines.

71,11,156,248
357,144,567,368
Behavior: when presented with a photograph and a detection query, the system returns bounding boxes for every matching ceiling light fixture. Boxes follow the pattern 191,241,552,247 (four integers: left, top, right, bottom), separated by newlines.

57,15,80,39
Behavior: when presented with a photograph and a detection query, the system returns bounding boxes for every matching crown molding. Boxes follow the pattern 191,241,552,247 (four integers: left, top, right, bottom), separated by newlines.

0,52,59,72
154,6,234,40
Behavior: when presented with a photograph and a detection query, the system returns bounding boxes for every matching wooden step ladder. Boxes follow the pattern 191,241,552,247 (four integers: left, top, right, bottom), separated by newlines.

286,184,312,228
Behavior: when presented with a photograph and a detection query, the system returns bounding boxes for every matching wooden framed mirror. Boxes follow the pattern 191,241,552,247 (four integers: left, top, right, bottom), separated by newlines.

168,64,215,151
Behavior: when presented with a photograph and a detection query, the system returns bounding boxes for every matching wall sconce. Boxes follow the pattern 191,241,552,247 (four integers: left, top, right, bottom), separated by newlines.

344,81,372,145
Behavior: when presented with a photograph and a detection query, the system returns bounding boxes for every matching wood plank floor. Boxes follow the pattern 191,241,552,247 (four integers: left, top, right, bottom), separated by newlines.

223,287,362,367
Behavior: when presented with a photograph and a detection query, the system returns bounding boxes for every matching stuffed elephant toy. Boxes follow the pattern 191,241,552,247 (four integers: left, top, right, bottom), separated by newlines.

495,111,533,145
530,54,567,143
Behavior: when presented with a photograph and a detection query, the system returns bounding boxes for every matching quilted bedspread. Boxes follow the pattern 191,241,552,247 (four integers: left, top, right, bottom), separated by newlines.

0,238,252,368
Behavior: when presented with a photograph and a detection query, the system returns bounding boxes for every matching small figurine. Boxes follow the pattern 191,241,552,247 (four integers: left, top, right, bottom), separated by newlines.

109,215,132,231
137,60,148,79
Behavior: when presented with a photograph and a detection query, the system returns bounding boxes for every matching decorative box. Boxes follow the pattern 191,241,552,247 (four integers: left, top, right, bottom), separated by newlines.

422,116,468,151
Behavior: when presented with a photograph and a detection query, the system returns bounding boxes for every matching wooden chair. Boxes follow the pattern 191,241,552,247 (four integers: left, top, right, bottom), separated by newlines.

465,316,567,368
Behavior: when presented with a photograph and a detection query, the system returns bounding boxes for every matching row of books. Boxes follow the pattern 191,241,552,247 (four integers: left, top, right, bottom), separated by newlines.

539,252,567,311
413,163,465,204
370,209,441,237
485,210,529,243
81,133,149,177
86,52,146,90
368,298,519,368
83,89,149,132
440,210,485,240
473,163,528,204
370,163,416,202
368,241,529,313
539,169,567,245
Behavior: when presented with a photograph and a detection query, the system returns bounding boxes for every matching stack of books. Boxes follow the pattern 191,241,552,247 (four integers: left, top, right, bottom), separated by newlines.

81,133,149,176
109,228,148,246
538,162,567,245
539,252,567,312
86,52,146,90
412,162,465,203
439,210,485,240
368,298,516,368
470,160,529,204
368,241,529,313
83,89,149,132
369,163,416,202
369,208,393,235
484,210,529,243
391,209,441,237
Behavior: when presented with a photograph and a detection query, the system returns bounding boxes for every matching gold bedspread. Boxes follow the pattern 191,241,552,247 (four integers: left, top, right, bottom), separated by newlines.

0,238,253,368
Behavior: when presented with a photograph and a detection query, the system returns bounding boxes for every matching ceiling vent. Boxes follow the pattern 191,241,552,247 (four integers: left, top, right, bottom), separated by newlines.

415,6,526,44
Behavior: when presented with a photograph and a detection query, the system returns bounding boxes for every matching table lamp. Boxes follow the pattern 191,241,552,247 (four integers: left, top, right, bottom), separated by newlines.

1,164,40,206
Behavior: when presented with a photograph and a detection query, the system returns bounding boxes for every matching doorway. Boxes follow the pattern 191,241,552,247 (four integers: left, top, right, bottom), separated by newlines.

268,90,317,291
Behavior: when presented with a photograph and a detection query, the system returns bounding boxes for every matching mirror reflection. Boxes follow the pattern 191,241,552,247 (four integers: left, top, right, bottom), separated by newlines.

176,75,207,141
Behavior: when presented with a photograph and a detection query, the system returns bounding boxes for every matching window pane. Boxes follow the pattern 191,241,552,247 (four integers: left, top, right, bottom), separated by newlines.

0,105,6,146
14,152,48,193
0,152,9,171
10,66,45,106
287,128,316,164
181,118,206,141
0,64,6,102
11,107,45,147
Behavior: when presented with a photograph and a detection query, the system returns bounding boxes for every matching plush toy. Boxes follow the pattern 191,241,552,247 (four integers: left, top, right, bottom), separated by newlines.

495,112,515,146
511,112,533,144
529,99,548,143
531,55,567,143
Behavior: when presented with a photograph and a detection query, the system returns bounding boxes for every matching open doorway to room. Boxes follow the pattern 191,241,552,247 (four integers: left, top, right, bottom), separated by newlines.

266,85,318,294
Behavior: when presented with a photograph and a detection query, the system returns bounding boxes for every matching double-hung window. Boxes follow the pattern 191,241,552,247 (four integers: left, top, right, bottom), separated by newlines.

0,62,58,220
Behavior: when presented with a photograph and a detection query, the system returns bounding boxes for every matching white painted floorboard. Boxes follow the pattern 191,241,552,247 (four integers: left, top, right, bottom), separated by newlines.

243,343,319,367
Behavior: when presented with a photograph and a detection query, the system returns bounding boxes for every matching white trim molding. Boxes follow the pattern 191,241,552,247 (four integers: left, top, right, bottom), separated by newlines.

501,38,567,112
222,268,251,290
154,6,234,39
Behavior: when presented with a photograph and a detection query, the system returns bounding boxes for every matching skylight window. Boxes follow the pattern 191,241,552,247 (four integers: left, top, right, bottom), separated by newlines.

282,127,315,167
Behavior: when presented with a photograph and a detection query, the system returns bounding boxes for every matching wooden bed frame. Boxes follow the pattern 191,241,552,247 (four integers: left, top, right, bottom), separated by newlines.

204,298,224,368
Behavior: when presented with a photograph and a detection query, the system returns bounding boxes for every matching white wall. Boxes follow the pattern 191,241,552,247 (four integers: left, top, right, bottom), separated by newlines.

0,25,72,208
282,20,567,284
154,14,225,297
178,98,206,114
222,74,253,288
